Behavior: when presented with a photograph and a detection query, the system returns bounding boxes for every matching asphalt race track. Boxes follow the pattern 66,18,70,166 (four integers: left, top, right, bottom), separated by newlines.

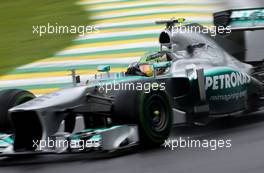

1,112,264,173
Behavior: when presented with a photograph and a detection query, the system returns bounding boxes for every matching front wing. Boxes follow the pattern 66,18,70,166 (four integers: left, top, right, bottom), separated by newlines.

0,125,139,158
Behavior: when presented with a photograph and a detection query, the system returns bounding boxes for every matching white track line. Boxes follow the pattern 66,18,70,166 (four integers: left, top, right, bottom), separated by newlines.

85,0,219,10
76,29,162,41
0,75,93,88
78,0,126,5
92,8,216,20
96,17,212,28
19,57,140,69
57,42,159,56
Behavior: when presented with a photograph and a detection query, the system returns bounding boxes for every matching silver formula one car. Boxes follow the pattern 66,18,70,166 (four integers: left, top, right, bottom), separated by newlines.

1,7,264,157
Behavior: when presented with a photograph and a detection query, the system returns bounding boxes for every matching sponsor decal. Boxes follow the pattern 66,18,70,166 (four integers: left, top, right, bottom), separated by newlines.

205,72,251,90
209,91,247,101
231,9,264,19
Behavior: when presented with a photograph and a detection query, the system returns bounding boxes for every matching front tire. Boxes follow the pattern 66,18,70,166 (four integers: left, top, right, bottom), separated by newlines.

0,89,35,132
113,90,172,146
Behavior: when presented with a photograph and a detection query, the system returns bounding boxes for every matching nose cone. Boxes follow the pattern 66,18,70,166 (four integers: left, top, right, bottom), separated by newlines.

9,86,88,112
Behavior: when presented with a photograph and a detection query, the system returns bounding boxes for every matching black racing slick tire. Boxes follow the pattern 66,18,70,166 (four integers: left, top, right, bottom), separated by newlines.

113,90,172,147
0,89,35,132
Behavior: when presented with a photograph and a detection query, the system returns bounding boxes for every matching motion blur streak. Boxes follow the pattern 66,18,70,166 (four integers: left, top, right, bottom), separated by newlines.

0,0,221,95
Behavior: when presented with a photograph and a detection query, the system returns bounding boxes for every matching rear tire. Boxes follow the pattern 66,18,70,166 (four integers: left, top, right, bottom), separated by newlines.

113,90,172,147
0,89,35,132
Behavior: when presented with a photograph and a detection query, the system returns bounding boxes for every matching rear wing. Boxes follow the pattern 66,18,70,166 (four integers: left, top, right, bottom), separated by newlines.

214,8,264,31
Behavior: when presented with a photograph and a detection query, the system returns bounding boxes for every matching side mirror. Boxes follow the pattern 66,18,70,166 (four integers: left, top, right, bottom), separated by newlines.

153,61,171,69
187,43,205,54
97,65,110,72
152,61,171,77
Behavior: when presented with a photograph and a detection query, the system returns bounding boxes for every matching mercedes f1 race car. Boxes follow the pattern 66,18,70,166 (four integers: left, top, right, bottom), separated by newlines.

1,7,264,157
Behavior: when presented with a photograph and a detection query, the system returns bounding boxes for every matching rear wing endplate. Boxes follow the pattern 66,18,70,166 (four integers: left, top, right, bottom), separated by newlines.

214,7,264,31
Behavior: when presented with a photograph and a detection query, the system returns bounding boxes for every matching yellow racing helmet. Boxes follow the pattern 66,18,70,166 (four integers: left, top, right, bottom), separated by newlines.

139,64,153,77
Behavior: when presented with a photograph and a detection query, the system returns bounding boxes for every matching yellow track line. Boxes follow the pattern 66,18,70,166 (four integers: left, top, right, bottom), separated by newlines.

96,13,212,24
0,68,126,80
82,25,164,36
69,24,213,50
83,0,214,9
30,88,60,95
82,23,213,37
93,5,217,17
65,37,157,50
36,52,145,63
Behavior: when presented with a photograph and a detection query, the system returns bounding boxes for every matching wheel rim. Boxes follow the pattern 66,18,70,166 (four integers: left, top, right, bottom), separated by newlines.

145,95,168,132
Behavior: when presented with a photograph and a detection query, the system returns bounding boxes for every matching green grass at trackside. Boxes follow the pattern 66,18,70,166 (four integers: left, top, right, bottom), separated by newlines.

0,0,90,74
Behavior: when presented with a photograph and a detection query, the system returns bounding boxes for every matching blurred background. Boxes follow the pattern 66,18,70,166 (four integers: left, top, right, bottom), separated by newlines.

0,0,89,73
0,0,263,96
0,0,221,96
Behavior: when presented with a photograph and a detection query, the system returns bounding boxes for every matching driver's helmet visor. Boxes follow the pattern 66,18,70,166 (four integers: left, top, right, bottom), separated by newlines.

139,64,153,76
